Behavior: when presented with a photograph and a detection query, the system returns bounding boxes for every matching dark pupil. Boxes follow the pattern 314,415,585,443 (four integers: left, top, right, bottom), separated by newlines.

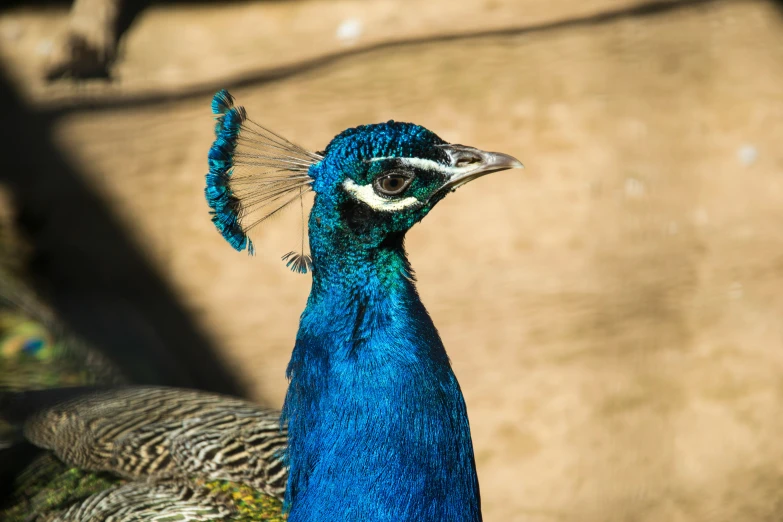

385,177,402,190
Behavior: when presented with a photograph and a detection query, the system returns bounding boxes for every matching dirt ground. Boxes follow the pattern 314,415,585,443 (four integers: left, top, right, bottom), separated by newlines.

2,0,783,520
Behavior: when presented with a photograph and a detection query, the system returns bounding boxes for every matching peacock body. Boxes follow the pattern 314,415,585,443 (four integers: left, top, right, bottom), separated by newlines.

1,90,522,521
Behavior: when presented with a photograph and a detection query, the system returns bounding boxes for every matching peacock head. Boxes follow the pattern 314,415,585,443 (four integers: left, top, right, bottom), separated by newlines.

206,90,522,272
310,121,522,245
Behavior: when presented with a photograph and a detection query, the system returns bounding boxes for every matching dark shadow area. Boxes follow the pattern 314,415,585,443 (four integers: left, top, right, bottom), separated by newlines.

0,67,246,397
0,442,40,504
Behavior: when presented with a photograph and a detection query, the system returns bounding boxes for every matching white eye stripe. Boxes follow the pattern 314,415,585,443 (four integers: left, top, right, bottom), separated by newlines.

342,179,422,212
367,156,472,177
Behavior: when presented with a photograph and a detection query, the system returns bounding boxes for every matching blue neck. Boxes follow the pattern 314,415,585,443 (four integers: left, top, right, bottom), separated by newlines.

281,204,482,521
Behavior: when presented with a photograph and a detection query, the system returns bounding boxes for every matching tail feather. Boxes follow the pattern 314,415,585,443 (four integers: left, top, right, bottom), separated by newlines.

0,274,127,393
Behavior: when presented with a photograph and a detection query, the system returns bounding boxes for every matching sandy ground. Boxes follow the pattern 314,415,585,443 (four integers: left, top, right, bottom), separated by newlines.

2,0,783,520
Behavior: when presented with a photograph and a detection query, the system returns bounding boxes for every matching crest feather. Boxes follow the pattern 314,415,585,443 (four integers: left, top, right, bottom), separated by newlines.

205,90,321,270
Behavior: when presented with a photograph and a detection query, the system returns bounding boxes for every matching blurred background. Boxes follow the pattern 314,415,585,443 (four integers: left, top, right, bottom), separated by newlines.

1,0,782,520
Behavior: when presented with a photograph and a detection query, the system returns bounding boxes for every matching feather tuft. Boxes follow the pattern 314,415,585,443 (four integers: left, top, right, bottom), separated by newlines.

205,90,321,260
211,89,234,115
281,252,313,275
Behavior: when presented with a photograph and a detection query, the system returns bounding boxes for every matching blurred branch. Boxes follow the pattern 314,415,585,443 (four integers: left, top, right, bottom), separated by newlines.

36,0,741,118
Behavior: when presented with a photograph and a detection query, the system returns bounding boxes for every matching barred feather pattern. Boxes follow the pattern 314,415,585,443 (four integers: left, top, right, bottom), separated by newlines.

0,452,285,522
44,481,233,522
206,89,321,268
21,387,288,500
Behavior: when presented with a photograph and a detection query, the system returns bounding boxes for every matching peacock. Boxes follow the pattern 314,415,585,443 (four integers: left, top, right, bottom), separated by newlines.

0,90,523,521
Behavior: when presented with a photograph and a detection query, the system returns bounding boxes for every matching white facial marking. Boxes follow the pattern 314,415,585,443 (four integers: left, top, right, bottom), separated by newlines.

368,156,474,178
342,179,422,212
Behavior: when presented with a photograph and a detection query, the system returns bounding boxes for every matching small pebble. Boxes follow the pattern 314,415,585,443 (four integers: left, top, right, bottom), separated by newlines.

737,144,757,166
728,282,743,300
693,208,709,226
336,18,363,44
624,177,645,198
36,40,53,56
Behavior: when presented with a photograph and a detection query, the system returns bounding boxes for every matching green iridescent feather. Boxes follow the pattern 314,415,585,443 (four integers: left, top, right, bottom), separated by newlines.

202,481,287,522
1,455,118,522
1,456,286,522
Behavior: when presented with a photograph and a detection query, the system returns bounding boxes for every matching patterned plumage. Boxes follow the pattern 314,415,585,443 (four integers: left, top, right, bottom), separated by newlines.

1,90,522,521
19,387,287,496
0,270,287,521
1,387,288,521
4,457,286,522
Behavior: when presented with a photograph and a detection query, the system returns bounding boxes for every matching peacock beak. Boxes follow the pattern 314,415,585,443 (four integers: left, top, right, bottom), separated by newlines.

437,144,524,192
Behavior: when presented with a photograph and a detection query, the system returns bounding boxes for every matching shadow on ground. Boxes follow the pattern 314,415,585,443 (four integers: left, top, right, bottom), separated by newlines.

0,65,246,396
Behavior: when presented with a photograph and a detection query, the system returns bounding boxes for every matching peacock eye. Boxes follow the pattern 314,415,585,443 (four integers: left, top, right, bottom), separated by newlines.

373,173,413,196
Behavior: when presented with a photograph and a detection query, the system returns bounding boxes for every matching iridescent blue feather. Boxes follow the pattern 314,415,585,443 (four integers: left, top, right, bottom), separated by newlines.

205,90,321,263
211,88,234,116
